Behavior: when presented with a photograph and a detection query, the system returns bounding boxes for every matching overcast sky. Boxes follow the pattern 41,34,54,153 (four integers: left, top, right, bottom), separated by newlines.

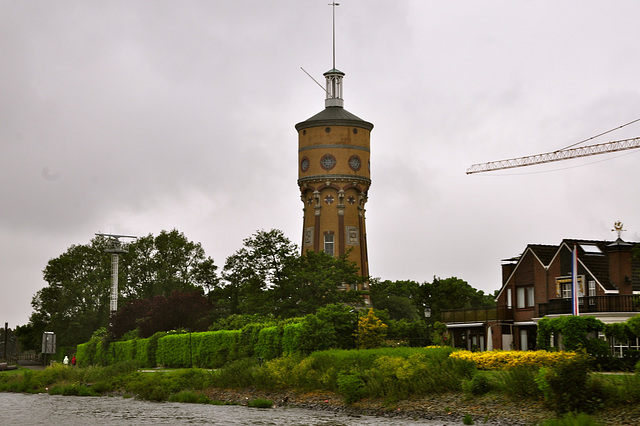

3,0,640,328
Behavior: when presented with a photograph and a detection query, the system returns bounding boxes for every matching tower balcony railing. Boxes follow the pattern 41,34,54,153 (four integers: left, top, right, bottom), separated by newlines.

441,306,513,324
538,295,640,316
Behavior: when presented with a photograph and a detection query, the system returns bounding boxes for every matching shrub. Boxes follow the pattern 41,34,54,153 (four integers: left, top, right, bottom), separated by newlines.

255,326,282,360
195,330,240,368
337,372,365,403
451,350,577,370
168,390,210,404
212,357,263,389
536,354,591,414
540,412,602,426
462,374,490,396
500,364,541,399
247,398,273,408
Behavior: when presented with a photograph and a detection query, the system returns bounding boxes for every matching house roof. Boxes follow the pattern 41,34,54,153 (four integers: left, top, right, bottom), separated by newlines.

496,238,640,298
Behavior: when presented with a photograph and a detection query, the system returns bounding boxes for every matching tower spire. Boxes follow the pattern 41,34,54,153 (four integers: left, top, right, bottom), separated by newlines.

325,2,344,108
330,2,339,69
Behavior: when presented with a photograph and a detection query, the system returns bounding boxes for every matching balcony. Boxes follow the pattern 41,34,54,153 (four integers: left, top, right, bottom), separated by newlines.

538,295,640,316
441,306,513,324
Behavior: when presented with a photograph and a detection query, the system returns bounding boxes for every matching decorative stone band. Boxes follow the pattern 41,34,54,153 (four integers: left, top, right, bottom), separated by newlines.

299,144,370,153
298,175,371,187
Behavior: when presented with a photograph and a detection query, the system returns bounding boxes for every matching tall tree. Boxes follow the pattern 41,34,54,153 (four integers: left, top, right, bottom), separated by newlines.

271,250,363,318
420,276,495,324
111,290,212,338
29,230,218,347
122,229,218,300
218,229,298,316
369,279,421,320
31,237,112,346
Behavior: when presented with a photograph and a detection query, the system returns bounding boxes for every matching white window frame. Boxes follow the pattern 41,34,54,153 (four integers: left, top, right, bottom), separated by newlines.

516,287,526,309
324,234,334,256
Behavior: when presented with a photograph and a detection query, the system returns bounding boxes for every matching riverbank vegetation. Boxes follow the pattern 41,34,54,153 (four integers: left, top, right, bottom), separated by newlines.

3,347,640,424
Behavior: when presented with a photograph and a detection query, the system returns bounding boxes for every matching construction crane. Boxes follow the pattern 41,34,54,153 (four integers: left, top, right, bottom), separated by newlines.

467,136,640,174
95,233,136,315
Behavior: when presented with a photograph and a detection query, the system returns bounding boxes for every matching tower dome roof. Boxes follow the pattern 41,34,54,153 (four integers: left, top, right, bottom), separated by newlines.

295,106,374,132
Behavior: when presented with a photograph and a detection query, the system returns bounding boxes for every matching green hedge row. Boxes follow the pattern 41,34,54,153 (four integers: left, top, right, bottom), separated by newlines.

76,315,349,368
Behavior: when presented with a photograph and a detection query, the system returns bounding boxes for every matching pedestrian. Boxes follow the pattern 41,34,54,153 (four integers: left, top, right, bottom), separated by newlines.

71,355,76,367
63,355,69,366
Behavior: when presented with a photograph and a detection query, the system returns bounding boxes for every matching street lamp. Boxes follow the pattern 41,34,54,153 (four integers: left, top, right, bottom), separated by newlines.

350,309,359,350
424,307,431,345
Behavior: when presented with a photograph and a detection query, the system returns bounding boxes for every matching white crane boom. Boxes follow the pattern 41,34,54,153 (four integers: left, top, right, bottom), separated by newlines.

466,136,640,174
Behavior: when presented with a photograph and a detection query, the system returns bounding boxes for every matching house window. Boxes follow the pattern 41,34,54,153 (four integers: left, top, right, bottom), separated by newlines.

516,286,534,308
562,282,572,299
516,287,525,309
588,280,596,305
324,234,334,256
506,288,512,309
520,329,529,351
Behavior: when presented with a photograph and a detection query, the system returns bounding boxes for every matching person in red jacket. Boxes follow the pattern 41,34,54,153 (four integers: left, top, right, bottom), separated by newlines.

71,355,76,367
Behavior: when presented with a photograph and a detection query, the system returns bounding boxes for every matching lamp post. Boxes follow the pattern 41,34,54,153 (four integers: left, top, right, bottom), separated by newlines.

424,307,431,345
351,309,359,350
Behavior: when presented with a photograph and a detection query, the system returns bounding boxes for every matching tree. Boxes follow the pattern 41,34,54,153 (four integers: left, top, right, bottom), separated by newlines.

356,309,388,349
122,229,218,300
271,250,363,318
29,230,218,347
30,237,112,346
316,303,358,349
369,279,422,321
111,290,212,338
419,276,495,324
296,314,337,354
217,229,298,317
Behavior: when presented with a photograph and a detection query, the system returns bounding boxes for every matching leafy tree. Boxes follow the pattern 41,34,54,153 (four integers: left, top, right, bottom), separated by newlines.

419,276,495,324
218,229,298,316
28,230,218,347
627,313,640,338
430,321,450,346
316,303,358,349
356,309,388,349
14,323,40,352
122,229,218,300
111,290,212,338
30,237,112,346
297,314,337,354
271,250,363,318
370,279,421,320
216,230,363,319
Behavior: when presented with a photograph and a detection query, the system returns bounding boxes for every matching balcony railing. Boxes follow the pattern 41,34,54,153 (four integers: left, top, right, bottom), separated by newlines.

538,295,640,316
441,306,513,324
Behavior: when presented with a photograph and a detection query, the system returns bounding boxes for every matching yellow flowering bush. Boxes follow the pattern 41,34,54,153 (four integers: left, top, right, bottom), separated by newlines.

449,350,577,370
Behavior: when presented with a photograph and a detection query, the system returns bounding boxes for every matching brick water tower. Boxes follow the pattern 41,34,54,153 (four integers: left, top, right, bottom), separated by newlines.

295,32,373,289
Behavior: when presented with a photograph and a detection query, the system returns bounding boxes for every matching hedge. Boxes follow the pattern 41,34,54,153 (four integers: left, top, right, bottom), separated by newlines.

156,334,193,368
282,323,304,355
255,326,282,360
195,330,240,368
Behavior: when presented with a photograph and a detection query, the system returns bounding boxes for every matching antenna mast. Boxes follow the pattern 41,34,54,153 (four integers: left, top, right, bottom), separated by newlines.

330,2,339,69
95,233,136,315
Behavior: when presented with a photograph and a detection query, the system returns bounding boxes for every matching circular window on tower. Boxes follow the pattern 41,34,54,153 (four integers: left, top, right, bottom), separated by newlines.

300,157,310,172
320,154,337,171
348,155,362,171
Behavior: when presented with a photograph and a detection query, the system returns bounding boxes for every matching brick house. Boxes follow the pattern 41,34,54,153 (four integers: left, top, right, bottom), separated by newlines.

442,238,640,351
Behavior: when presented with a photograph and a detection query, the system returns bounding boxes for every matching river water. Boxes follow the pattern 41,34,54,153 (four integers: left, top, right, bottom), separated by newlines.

0,393,442,425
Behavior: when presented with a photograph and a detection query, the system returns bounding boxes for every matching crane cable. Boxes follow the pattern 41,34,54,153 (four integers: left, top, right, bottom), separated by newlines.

558,116,640,152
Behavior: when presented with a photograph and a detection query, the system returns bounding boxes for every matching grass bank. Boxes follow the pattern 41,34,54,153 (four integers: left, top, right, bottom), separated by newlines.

2,347,640,425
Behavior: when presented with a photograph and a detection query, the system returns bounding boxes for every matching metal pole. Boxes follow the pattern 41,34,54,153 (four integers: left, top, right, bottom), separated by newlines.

3,323,7,362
